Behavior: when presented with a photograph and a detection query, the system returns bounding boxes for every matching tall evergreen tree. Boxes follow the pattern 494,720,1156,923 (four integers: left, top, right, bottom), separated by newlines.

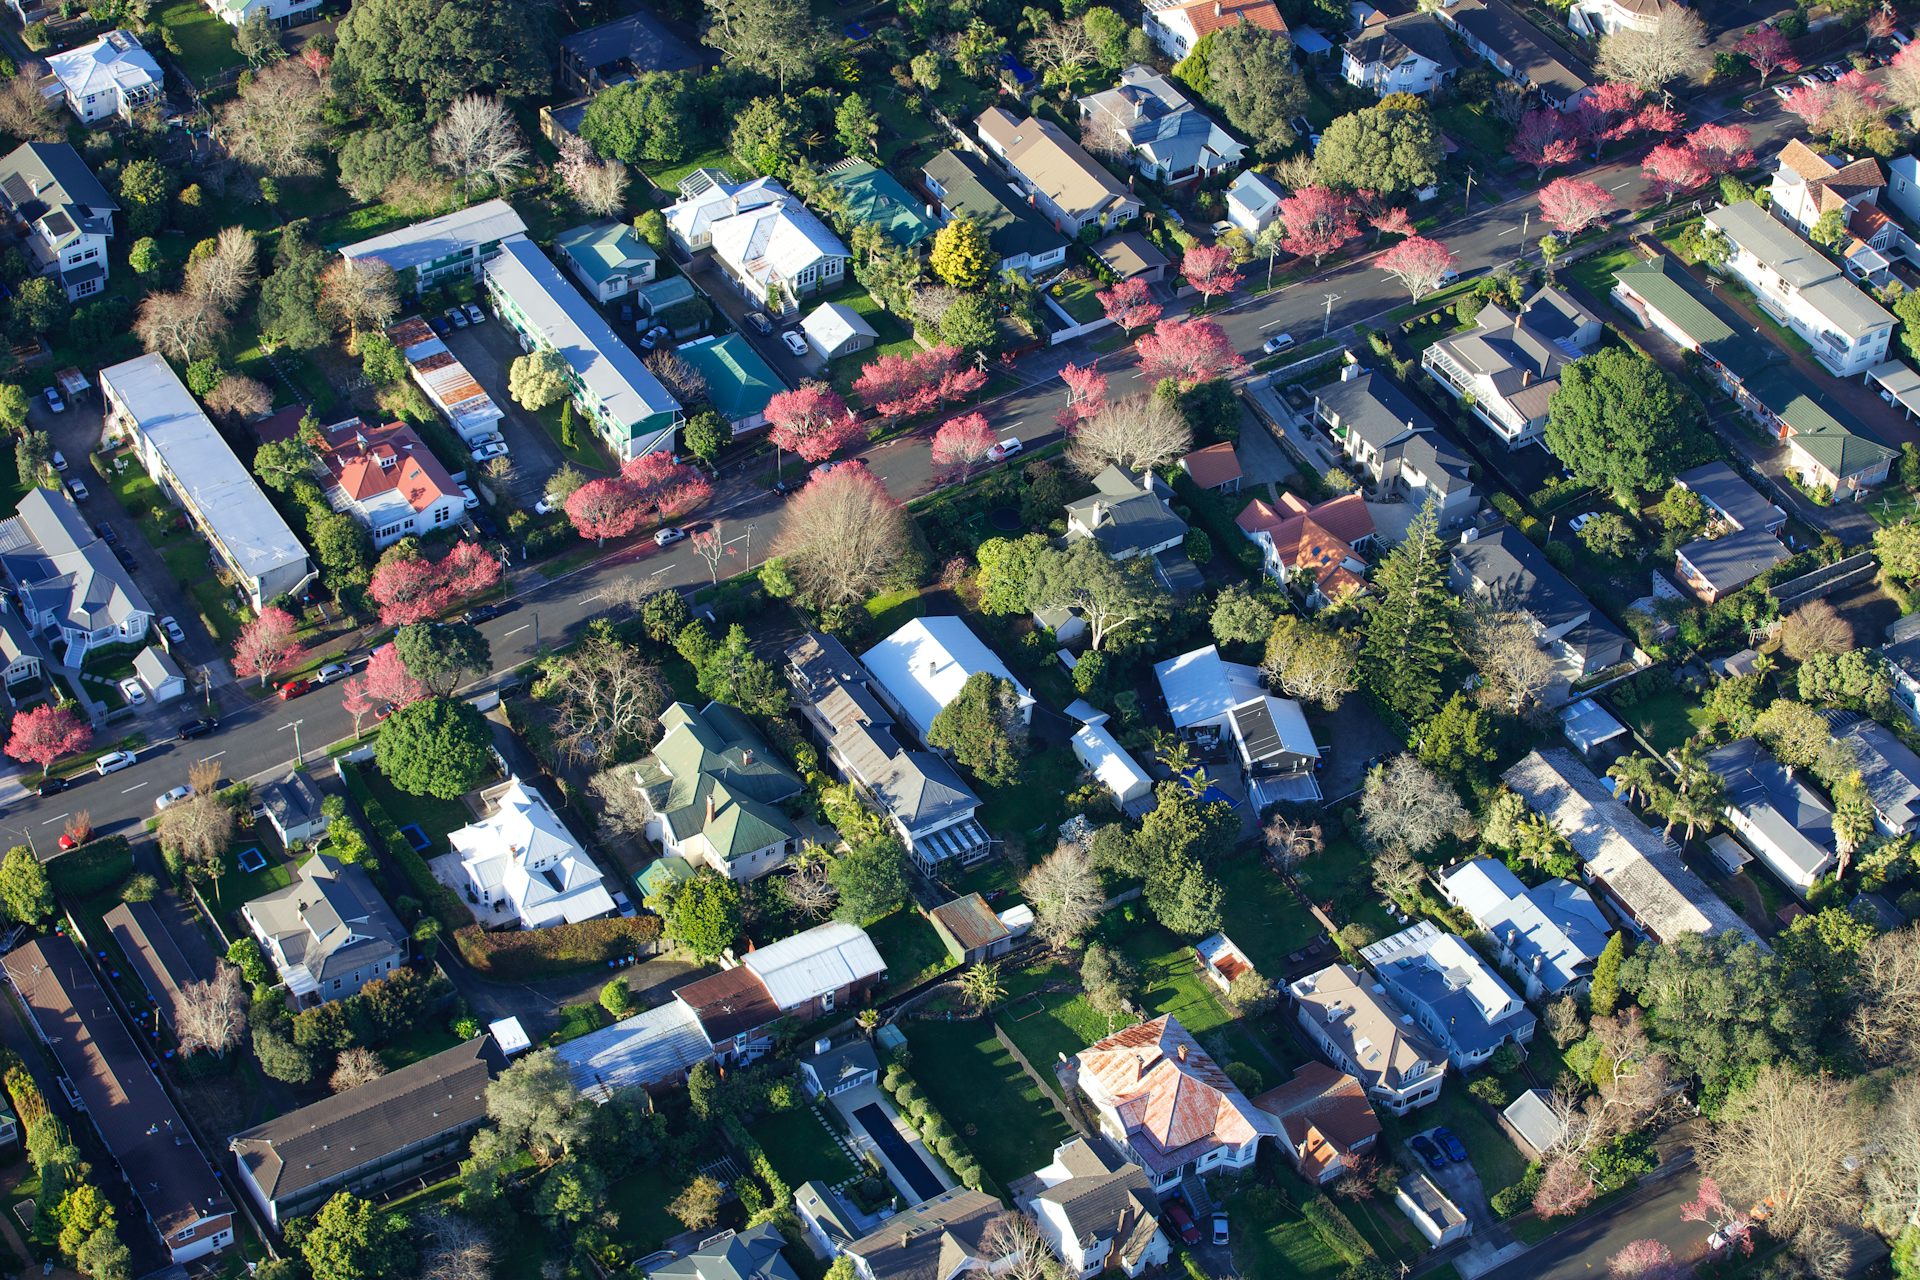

1363,499,1454,722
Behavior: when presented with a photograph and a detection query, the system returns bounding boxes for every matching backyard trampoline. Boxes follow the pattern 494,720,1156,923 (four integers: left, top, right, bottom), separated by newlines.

988,507,1021,532
235,848,267,873
397,824,431,852
852,1103,944,1201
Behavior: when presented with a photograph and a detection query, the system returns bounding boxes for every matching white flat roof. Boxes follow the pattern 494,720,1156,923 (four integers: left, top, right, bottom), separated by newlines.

98,354,308,586
1073,721,1153,803
339,198,528,274
488,1016,530,1055
552,1001,712,1103
860,616,1035,741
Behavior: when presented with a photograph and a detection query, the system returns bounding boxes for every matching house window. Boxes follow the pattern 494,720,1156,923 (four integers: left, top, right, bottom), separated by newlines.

821,989,835,1012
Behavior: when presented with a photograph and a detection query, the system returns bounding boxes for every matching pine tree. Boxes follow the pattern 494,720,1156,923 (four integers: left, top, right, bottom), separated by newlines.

1362,499,1455,722
1589,931,1625,1016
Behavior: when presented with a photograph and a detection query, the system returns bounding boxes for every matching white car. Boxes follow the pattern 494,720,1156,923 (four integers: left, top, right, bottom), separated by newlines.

535,496,557,516
1262,333,1297,356
42,388,63,414
160,616,185,645
119,678,146,706
94,750,135,775
781,330,808,357
459,483,479,510
654,526,688,547
464,302,485,326
64,478,87,502
446,306,469,329
987,437,1022,462
471,441,510,463
1569,511,1600,532
315,662,354,684
154,785,193,812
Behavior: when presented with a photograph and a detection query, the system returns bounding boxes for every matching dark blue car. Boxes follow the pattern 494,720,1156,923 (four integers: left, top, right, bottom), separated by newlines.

1434,1127,1469,1164
1409,1135,1446,1169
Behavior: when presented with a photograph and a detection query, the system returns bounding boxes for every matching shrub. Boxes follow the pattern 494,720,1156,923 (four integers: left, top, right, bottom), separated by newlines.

1491,1163,1544,1218
46,836,132,898
1468,1075,1510,1107
453,916,663,978
340,762,468,932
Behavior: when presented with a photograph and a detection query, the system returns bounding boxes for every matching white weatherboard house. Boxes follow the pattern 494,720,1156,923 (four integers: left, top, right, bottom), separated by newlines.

204,0,319,26
46,31,161,124
1225,171,1285,235
99,354,313,611
1439,858,1611,999
860,616,1035,743
484,239,683,462
0,487,151,664
440,777,615,929
1341,13,1459,97
1360,922,1537,1069
1027,1139,1170,1278
339,199,528,294
666,171,849,315
0,142,117,301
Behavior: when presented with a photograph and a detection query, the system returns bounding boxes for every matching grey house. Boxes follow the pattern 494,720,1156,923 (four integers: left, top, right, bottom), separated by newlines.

1828,711,1920,836
1359,921,1537,1069
1314,365,1478,528
259,770,328,846
1450,527,1631,677
0,487,152,664
1423,286,1601,448
1708,738,1837,897
1076,66,1245,185
1066,465,1188,560
653,1224,800,1280
241,854,408,1006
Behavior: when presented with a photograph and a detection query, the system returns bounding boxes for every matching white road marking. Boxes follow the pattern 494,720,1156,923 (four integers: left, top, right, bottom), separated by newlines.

577,591,604,605
121,782,144,794
502,624,531,638
203,750,225,761
1610,181,1633,191
41,813,67,826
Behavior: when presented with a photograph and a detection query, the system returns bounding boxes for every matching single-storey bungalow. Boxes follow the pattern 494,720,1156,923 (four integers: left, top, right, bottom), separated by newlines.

801,302,878,362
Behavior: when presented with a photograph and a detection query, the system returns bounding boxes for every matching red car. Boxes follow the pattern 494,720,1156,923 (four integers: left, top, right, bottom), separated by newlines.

277,678,314,700
56,833,77,850
1164,1197,1200,1246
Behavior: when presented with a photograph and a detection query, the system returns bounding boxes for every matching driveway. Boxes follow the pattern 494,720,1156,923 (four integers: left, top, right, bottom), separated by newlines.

683,257,816,387
441,322,574,503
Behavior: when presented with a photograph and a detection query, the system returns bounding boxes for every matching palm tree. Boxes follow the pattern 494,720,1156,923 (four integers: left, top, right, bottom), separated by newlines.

1152,731,1195,780
1664,771,1726,842
1182,766,1216,801
1608,754,1661,807
958,961,1005,1012
1834,774,1876,880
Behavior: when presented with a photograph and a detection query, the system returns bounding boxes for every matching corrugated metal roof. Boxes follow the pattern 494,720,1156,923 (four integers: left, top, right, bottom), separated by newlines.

742,921,885,1008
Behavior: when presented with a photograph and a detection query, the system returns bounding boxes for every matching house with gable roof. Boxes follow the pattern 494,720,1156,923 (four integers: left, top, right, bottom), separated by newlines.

676,333,782,434
1023,1139,1171,1277
1708,737,1837,897
1253,1062,1382,1185
295,415,464,548
1452,525,1632,678
339,198,527,294
633,700,805,882
1360,921,1537,1069
1825,710,1920,836
1341,12,1459,97
922,148,1071,279
0,142,118,300
1070,1014,1278,1192
977,107,1142,239
1289,963,1446,1114
1770,139,1895,266
1076,66,1245,186
665,171,850,315
1142,0,1287,60
653,1223,800,1280
1154,643,1321,804
842,1189,1012,1280
1439,857,1611,999
1313,363,1479,526
441,776,616,928
46,30,161,124
0,486,151,663
1066,465,1190,562
1236,491,1373,606
241,853,407,1006
1423,285,1602,448
823,159,938,248
1226,171,1285,235
554,221,659,302
1432,0,1591,107
1568,0,1678,37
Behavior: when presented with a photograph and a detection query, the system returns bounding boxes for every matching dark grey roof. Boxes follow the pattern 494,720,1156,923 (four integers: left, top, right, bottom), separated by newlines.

1398,430,1474,495
1437,0,1590,100
1825,712,1920,832
0,142,117,233
261,770,326,835
559,12,701,78
1452,527,1597,631
846,1188,1006,1280
243,853,406,985
1677,527,1789,594
1314,369,1439,452
923,149,1070,263
1707,738,1835,881
1034,1140,1163,1266
103,899,211,1032
653,1223,799,1280
1066,465,1188,556
1344,12,1459,74
1675,461,1784,534
804,1039,881,1090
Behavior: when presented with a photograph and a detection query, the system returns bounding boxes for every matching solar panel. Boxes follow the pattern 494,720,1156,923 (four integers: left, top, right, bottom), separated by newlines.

0,174,29,207
40,210,73,240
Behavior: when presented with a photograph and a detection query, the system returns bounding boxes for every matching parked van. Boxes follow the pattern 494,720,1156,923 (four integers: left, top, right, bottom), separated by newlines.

95,750,135,775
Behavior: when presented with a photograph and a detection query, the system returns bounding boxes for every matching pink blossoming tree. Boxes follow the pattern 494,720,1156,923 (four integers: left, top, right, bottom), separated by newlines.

1375,236,1458,300
5,704,91,779
1135,317,1248,386
1096,277,1163,334
231,606,307,688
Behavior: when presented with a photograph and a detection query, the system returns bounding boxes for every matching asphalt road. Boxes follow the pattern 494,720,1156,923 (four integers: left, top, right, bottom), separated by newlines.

0,88,1826,847
1477,1161,1713,1280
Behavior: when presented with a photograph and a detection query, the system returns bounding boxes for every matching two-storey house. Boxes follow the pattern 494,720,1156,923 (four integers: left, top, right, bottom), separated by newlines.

1076,66,1245,185
922,149,1071,278
0,142,117,300
977,107,1142,238
1289,963,1446,1114
1360,923,1538,1068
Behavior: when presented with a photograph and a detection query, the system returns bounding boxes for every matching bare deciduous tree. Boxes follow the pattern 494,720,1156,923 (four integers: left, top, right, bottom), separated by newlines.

1595,6,1710,90
1866,1074,1920,1235
185,227,260,313
1022,842,1102,949
586,766,656,841
134,292,227,362
1262,810,1323,875
206,374,273,424
175,961,246,1056
549,635,667,764
0,77,65,145
779,844,839,920
1360,754,1466,855
556,136,628,217
1700,1065,1864,1263
1582,1011,1676,1139
983,1212,1061,1280
1067,393,1192,475
318,259,400,333
218,59,328,178
431,95,528,197
1081,111,1130,162
1370,845,1423,905
1025,17,1097,88
1534,1153,1597,1218
1781,599,1855,661
330,1045,389,1092
416,1209,496,1280
1849,923,1920,1067
1465,607,1558,714
645,350,708,407
159,791,236,891
771,465,910,608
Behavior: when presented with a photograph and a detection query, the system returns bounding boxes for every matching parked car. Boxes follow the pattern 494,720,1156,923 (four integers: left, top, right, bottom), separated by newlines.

468,431,505,449
154,785,192,812
119,678,146,706
43,388,64,413
315,662,353,684
471,441,510,463
430,315,451,336
987,437,1023,462
94,750,135,775
612,890,638,918
446,306,469,329
175,718,217,741
1434,1127,1469,1164
51,449,66,470
64,478,87,503
1772,82,1795,100
1164,1197,1201,1246
112,546,136,571
459,483,479,510
771,477,800,496
744,312,773,335
654,526,687,547
534,495,557,516
277,678,313,700
1211,1212,1229,1247
56,833,78,850
781,330,808,356
464,302,485,326
1409,1135,1447,1169
94,522,115,544
1569,511,1599,532
36,777,70,796
1262,332,1297,356
463,604,503,625
161,616,186,644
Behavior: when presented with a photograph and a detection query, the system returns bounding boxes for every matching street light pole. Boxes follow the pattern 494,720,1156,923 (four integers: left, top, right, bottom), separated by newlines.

1321,293,1340,335
279,719,304,767
532,611,541,651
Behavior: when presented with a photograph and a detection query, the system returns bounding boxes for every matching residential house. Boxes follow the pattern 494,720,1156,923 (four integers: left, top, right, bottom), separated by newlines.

1439,858,1611,999
1093,229,1172,283
1360,922,1537,1068
1076,66,1246,185
1225,171,1286,235
339,199,528,294
1704,200,1896,378
1289,963,1447,1114
1451,526,1632,678
1066,465,1189,561
1883,616,1920,730
1154,644,1321,805
100,354,313,610
665,171,850,314
1502,750,1761,943
1432,0,1592,107
1423,285,1602,448
4,936,235,1262
1314,364,1479,526
929,893,1017,964
442,776,616,928
554,1000,715,1101
1612,253,1895,497
484,238,684,461
676,333,782,434
133,643,184,702
203,0,318,27
1887,153,1920,227
242,853,407,1005
1181,442,1242,493
636,276,709,337
0,486,151,663
1070,1015,1277,1192
786,630,991,868
633,700,805,881
1676,460,1786,535
1769,140,1893,270
557,11,702,95
861,615,1035,743
842,1189,1011,1280
554,221,659,302
1398,1171,1472,1246
1025,1139,1170,1278
1341,13,1459,96
794,1181,864,1259
1194,932,1254,992
0,610,40,693
288,415,465,549
1708,738,1837,896
1143,0,1287,60
1071,712,1155,811
977,107,1142,238
682,921,887,1061
104,898,210,1034
922,149,1071,278
0,142,117,299
1828,711,1920,835
1569,0,1677,37
1252,1062,1383,1185
258,769,327,846
231,1039,500,1229
1675,526,1788,602
1236,491,1373,607
823,160,939,249
46,31,161,124
654,1224,800,1280
1503,1088,1568,1160
799,1039,881,1098
801,302,878,362
388,317,506,443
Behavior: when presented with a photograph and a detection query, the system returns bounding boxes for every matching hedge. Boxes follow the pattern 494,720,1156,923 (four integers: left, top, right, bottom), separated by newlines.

46,836,133,899
0,1049,49,1135
1301,1195,1376,1267
452,915,663,978
339,762,469,933
880,1054,998,1199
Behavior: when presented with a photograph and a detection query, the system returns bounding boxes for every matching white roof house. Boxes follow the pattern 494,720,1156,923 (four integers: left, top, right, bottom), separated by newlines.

339,199,528,282
552,1000,713,1103
443,777,615,929
1225,171,1285,235
1154,644,1265,731
860,616,1036,742
47,31,160,124
741,920,886,1008
99,354,311,611
666,172,850,312
1439,857,1610,997
1073,718,1154,808
801,301,877,361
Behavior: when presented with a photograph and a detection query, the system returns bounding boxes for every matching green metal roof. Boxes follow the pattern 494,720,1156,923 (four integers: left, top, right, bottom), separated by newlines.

827,161,938,248
1613,256,1766,381
637,702,803,863
639,854,696,897
554,222,659,287
675,334,781,425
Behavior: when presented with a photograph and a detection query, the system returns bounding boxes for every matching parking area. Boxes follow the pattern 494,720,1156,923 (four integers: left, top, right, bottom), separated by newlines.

439,321,574,505
683,258,816,386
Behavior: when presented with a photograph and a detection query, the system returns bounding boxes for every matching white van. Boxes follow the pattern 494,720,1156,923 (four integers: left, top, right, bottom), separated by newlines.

95,750,135,775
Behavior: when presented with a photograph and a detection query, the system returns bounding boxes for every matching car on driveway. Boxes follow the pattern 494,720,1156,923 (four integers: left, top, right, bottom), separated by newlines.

65,478,87,502
781,330,808,357
154,785,192,812
654,526,687,547
471,440,510,463
160,616,186,645
119,678,146,706
1410,1134,1447,1169
1569,511,1599,532
94,522,115,544
1163,1197,1201,1245
43,387,64,413
112,546,136,572
277,678,313,700
1434,1127,1469,1164
744,312,772,335
460,483,479,510
176,718,217,741
446,306,469,329
1210,1212,1228,1246
51,449,66,470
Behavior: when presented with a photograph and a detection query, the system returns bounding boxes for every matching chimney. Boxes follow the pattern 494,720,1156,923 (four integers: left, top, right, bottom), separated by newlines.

742,748,754,766
1340,363,1360,382
1522,368,1532,388
705,794,716,826
1214,0,1222,13
1176,1042,1188,1062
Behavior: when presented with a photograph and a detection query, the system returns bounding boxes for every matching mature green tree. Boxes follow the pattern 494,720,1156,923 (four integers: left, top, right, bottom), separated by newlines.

681,409,728,465
0,383,27,434
337,123,436,202
667,871,743,957
1415,692,1498,784
310,513,374,587
1197,25,1306,155
6,277,65,338
334,0,550,122
1588,931,1625,1015
1027,540,1167,652
974,533,1048,614
1137,780,1237,867
928,672,1029,786
116,158,170,237
1144,848,1223,936
939,294,998,352
0,844,51,924
694,623,789,718
1798,649,1893,715
257,221,330,351
393,622,491,696
374,697,493,799
835,93,880,158
1210,583,1276,647
703,0,820,92
1312,94,1443,196
1544,348,1690,502
830,835,909,923
290,1192,414,1280
253,437,317,493
730,96,802,179
1362,500,1454,722
579,73,696,164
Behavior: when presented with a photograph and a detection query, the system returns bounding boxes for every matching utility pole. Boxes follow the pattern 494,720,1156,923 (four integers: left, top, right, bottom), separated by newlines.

1519,212,1530,257
532,610,541,652
1463,168,1476,212
279,718,304,767
1321,293,1340,335
744,521,757,571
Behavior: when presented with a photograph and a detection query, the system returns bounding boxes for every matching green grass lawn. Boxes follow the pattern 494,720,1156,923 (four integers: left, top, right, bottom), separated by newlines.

974,745,1083,851
1294,836,1401,943
1049,276,1105,325
864,586,926,636
640,145,742,197
1433,101,1515,170
378,1022,463,1071
868,909,953,995
531,400,616,473
1217,852,1324,971
1608,687,1710,755
156,0,245,84
1217,1180,1348,1280
207,845,293,919
360,765,474,855
756,1103,858,1189
903,1019,1073,1188
998,959,1122,1085
1567,245,1641,302
607,1165,683,1255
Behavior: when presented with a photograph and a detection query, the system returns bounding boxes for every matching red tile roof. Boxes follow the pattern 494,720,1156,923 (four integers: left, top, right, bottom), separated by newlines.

317,418,459,516
1076,1015,1267,1176
1181,442,1243,490
1237,493,1373,597
1168,0,1288,38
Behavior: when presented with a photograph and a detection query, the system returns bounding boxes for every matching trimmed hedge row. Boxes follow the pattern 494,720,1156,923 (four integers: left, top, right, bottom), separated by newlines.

879,1056,994,1198
0,1048,49,1136
46,836,133,899
1301,1195,1376,1267
339,762,470,933
451,916,662,978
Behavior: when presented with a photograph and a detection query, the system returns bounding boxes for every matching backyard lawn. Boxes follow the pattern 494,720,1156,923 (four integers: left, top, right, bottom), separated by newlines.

1566,245,1641,303
903,1019,1073,1188
156,0,244,84
359,765,475,855
1606,686,1710,755
974,745,1083,854
378,1022,464,1071
1217,852,1324,971
1048,277,1105,325
755,1103,858,1189
826,288,919,394
1293,836,1401,943
639,145,742,198
207,845,293,918
868,909,952,996
1217,1179,1348,1280
606,1164,684,1256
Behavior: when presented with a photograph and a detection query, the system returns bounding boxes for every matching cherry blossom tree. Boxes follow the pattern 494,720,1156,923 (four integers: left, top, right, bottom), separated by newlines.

1539,177,1614,235
1643,141,1710,199
1277,186,1359,264
1686,122,1755,177
565,477,645,546
1533,1155,1597,1218
1181,243,1243,306
930,412,998,481
1735,25,1798,85
5,704,90,779
852,344,986,420
1375,236,1458,301
1888,41,1920,115
1631,102,1687,135
622,451,708,514
368,542,502,624
1135,317,1248,386
765,383,860,465
657,472,712,521
1096,278,1162,334
1369,206,1416,241
340,643,424,737
231,607,307,688
340,674,378,739
1510,109,1578,177
1606,1239,1683,1280
1056,362,1110,430
1783,70,1888,149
